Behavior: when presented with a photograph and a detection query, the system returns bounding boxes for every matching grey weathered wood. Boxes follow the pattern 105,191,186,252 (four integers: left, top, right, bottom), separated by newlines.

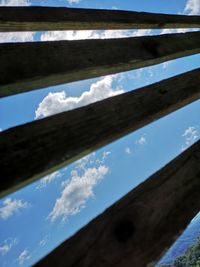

0,7,200,32
1,31,200,98
0,68,200,197
34,140,200,267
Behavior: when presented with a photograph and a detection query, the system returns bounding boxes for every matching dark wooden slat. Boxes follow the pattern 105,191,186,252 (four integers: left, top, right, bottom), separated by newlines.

34,140,200,267
0,68,200,197
0,7,200,32
1,31,200,98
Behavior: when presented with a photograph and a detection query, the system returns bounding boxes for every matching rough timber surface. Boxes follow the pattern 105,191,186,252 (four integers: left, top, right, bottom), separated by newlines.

0,68,200,197
1,31,200,98
34,140,200,267
0,6,200,32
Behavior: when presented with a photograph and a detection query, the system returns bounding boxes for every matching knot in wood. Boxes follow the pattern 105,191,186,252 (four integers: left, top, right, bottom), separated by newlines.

113,219,134,243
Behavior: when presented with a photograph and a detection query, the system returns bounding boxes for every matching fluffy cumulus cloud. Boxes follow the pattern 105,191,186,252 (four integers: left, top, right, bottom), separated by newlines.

0,198,28,219
40,29,152,41
48,152,110,222
0,238,17,255
18,250,31,266
49,165,108,222
35,75,124,119
36,171,61,189
0,0,30,6
181,126,199,151
184,0,200,15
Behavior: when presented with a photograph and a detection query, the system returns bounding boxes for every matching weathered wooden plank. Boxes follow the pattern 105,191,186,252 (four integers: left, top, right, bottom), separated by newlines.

0,68,200,197
34,140,200,267
1,31,200,98
0,7,200,32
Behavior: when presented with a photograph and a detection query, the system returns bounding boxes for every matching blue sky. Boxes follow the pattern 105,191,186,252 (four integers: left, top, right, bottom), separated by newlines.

0,0,200,266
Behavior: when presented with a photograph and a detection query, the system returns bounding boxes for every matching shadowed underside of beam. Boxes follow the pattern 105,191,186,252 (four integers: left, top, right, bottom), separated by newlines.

0,68,200,197
0,7,200,32
1,31,200,98
34,140,200,267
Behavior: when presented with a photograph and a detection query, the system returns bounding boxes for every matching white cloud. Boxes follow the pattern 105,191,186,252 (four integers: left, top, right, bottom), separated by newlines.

0,0,30,6
75,153,96,171
39,235,49,247
0,198,28,219
184,0,200,15
191,212,200,223
40,29,152,42
102,151,111,160
0,238,17,255
125,147,132,154
36,171,61,189
49,164,108,222
162,61,170,69
181,126,199,151
66,0,81,4
0,128,2,132
0,32,35,43
35,75,124,119
95,151,112,165
136,135,146,145
18,250,31,266
160,28,197,35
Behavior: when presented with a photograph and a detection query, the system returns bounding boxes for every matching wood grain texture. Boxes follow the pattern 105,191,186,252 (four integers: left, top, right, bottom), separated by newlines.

0,7,200,32
34,140,200,267
0,68,200,197
1,31,200,98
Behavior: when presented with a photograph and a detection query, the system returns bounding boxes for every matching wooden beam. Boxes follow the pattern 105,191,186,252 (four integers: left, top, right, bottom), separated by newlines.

0,7,200,32
0,68,200,197
34,140,200,267
1,31,200,98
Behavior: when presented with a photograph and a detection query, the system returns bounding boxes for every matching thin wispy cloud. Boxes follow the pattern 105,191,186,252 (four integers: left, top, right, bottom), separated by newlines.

66,0,81,4
0,198,28,219
0,238,17,255
36,171,61,189
125,147,132,155
75,153,96,171
181,126,199,151
39,235,49,247
17,249,31,266
125,135,146,154
102,151,111,160
136,135,146,145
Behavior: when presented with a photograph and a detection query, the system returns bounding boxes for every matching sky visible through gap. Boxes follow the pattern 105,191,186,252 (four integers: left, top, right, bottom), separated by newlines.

0,0,200,266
